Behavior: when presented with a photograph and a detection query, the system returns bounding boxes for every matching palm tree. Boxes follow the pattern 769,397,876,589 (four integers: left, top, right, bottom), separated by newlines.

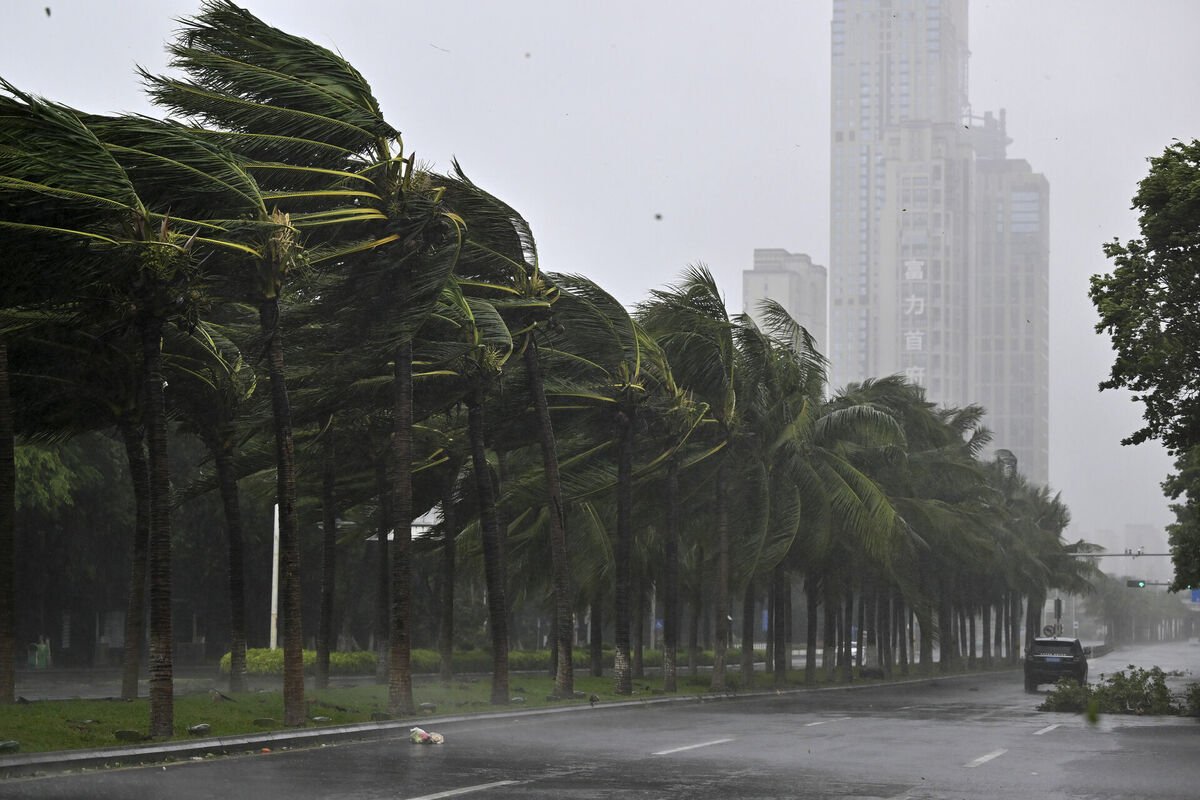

440,167,578,697
164,318,259,694
146,0,467,719
639,265,742,691
429,284,515,704
0,338,13,702
0,85,265,733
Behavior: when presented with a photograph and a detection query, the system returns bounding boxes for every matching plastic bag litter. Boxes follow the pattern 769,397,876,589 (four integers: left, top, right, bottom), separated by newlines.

410,726,444,744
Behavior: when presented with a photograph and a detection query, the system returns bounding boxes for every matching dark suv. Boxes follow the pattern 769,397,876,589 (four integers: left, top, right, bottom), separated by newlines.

1024,637,1088,692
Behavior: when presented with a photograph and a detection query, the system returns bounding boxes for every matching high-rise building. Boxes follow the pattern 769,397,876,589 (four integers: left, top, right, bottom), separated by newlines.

742,249,828,355
971,111,1049,483
828,0,1049,483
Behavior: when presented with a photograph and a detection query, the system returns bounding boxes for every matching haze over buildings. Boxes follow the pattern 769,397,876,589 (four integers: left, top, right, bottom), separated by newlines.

742,249,828,357
824,0,1049,483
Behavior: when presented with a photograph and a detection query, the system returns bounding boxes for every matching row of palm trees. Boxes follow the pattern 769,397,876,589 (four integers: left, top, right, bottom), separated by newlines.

0,1,1092,737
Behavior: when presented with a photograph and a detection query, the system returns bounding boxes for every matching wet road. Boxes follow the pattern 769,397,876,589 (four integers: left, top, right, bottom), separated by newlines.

6,639,1199,799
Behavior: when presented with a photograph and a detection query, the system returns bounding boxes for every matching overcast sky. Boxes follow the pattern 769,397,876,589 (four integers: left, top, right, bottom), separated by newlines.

4,1,1199,553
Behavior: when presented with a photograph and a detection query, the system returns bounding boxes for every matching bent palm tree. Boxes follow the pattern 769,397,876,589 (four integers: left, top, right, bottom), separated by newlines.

147,0,463,719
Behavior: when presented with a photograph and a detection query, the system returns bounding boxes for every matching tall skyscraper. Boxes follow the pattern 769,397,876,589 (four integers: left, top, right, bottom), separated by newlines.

971,111,1049,483
742,249,828,355
828,0,1049,483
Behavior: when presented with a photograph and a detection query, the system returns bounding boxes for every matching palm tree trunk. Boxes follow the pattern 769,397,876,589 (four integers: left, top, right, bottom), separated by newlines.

688,573,702,678
388,341,415,716
0,340,15,704
374,458,390,683
468,390,508,705
937,585,955,673
259,297,304,727
879,589,893,677
118,420,149,701
958,604,970,664
710,461,730,692
981,599,992,667
315,422,336,690
438,456,460,685
338,538,371,652
590,592,604,677
896,596,909,675
994,601,1004,662
841,581,854,683
804,575,818,684
209,427,248,694
855,584,866,669
775,567,790,687
740,579,756,685
493,449,515,651
822,582,837,680
632,588,644,680
662,456,680,692
613,412,633,696
1009,593,1021,664
967,606,977,668
524,338,573,697
143,319,174,739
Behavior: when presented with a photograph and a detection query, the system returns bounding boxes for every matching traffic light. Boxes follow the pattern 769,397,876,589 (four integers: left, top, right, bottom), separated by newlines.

1126,579,1146,588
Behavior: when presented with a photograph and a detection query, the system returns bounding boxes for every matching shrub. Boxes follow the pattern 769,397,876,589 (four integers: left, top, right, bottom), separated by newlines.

219,644,770,677
220,649,377,676
1181,682,1200,717
1037,676,1091,712
1039,665,1181,715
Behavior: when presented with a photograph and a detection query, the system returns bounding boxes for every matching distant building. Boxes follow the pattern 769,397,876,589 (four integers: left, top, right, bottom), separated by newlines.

971,111,1050,484
742,249,828,357
828,0,1049,484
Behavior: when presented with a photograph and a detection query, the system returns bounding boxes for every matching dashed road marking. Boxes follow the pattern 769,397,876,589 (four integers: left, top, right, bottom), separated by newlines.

963,748,1008,768
1033,724,1060,736
405,781,522,799
652,738,735,755
804,716,851,727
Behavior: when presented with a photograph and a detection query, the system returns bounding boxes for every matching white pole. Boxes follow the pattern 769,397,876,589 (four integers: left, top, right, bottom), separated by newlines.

270,503,280,650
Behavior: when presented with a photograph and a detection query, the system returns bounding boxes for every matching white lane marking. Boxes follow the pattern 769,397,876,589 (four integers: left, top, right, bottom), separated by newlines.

804,716,851,727
405,781,522,799
652,737,734,755
963,749,1008,768
1033,724,1060,736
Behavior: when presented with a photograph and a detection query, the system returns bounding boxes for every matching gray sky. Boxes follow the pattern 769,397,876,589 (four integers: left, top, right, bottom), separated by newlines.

4,1,1199,549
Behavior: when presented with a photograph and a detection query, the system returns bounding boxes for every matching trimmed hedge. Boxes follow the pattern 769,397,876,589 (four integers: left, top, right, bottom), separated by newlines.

220,647,767,676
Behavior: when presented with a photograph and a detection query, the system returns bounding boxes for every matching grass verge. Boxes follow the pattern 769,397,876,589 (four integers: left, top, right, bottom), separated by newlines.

2,660,991,755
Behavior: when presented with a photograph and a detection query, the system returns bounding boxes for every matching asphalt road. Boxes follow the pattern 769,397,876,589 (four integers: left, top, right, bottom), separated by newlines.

5,640,1198,799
